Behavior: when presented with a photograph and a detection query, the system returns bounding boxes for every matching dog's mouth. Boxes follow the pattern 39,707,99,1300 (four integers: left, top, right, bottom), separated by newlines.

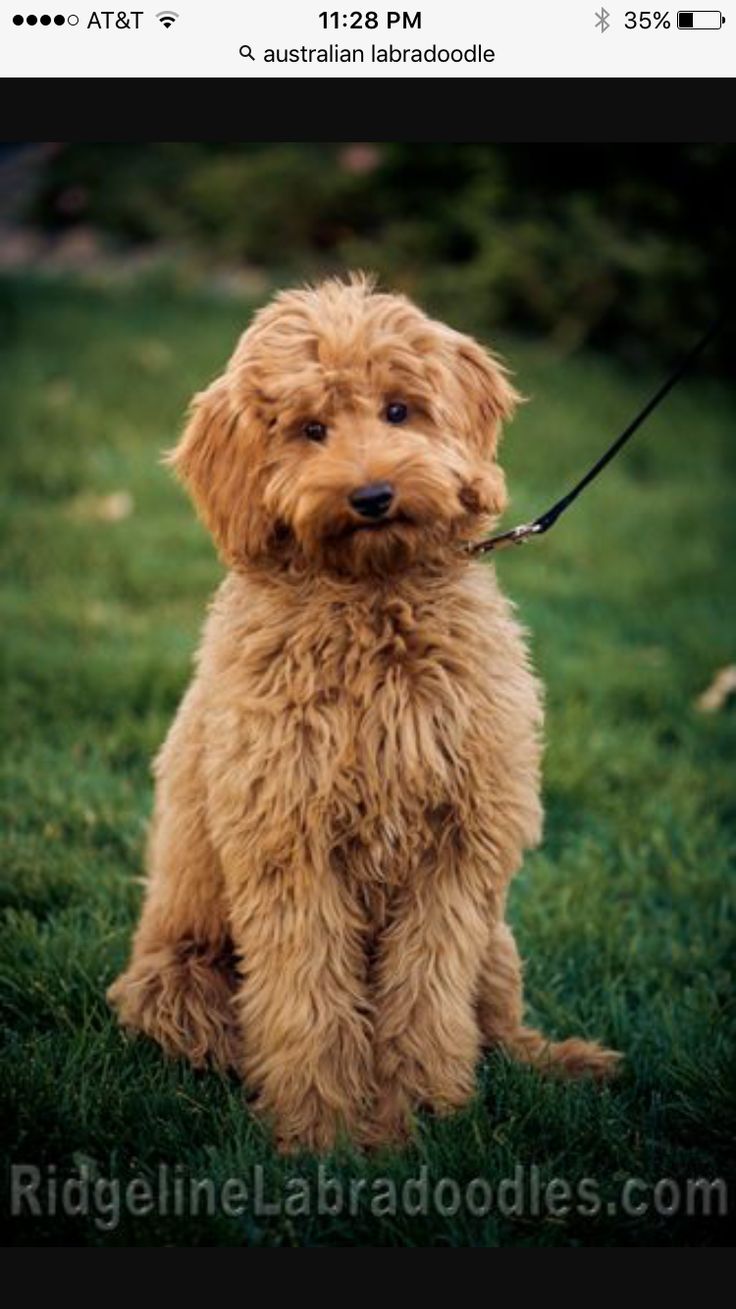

342,511,413,538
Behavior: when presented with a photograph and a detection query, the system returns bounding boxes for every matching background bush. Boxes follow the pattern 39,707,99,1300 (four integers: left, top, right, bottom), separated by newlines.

29,143,733,371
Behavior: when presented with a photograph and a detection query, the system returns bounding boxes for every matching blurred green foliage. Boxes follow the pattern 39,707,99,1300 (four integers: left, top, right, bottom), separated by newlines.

31,143,732,370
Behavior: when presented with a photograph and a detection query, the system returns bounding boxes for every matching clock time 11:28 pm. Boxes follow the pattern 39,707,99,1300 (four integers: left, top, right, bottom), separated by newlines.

319,11,423,28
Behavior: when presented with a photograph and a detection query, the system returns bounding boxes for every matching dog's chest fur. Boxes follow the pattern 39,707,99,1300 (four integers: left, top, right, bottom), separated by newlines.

198,566,541,903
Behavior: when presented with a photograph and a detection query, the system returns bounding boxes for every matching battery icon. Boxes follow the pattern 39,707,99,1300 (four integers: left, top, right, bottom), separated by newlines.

677,10,725,25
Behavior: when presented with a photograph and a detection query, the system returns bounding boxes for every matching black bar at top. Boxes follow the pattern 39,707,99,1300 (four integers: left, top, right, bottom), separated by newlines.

1,78,735,143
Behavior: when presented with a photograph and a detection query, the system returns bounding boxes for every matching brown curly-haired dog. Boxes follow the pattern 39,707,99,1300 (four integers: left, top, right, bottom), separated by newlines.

108,276,620,1152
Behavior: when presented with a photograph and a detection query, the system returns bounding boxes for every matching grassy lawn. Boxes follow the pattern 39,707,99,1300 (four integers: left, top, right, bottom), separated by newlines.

1,276,734,1246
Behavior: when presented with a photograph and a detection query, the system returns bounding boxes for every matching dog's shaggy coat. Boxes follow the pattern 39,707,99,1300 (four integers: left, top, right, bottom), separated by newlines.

108,277,619,1151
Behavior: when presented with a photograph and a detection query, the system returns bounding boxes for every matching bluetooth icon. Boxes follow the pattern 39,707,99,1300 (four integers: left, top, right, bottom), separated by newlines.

595,7,611,31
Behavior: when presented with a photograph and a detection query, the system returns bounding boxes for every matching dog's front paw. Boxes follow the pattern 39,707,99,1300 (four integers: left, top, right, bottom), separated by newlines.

252,1087,365,1156
361,1090,417,1152
270,1113,355,1157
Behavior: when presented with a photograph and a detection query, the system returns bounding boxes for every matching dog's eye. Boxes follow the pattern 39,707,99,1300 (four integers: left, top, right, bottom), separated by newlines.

384,402,408,425
303,421,327,443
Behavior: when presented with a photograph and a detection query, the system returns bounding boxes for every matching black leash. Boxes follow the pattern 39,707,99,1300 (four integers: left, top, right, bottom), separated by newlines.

470,318,725,556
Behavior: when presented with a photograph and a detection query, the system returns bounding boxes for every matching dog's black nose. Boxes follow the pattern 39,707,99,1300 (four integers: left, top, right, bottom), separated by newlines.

349,482,395,520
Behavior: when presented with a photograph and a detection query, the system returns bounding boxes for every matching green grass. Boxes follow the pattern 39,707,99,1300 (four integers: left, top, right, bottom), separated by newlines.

1,276,734,1246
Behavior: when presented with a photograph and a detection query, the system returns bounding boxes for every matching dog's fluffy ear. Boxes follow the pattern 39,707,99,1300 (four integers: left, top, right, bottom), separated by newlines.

451,335,521,459
440,332,519,519
166,377,268,565
458,463,509,522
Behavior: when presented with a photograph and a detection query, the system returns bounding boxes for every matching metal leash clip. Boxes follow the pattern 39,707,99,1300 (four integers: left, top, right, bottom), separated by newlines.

469,521,543,556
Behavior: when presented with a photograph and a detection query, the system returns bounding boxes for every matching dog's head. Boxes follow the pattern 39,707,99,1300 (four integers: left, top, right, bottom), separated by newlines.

169,276,519,575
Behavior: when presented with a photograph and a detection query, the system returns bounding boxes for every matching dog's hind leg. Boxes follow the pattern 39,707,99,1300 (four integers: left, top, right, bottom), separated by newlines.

108,934,239,1072
477,921,621,1081
107,687,240,1072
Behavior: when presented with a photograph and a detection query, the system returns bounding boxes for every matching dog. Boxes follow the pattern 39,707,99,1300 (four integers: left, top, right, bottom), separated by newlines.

108,275,620,1152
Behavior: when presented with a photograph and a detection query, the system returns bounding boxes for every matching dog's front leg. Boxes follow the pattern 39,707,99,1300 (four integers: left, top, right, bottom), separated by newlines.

226,862,374,1154
369,872,488,1146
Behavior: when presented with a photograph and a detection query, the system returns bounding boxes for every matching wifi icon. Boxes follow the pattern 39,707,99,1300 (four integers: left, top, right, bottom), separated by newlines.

156,10,179,27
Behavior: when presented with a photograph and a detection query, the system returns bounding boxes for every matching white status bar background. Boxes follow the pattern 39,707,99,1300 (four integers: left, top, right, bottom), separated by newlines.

0,1,733,77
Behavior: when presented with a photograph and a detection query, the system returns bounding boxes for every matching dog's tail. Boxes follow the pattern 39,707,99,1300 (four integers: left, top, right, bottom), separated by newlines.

492,1026,622,1082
